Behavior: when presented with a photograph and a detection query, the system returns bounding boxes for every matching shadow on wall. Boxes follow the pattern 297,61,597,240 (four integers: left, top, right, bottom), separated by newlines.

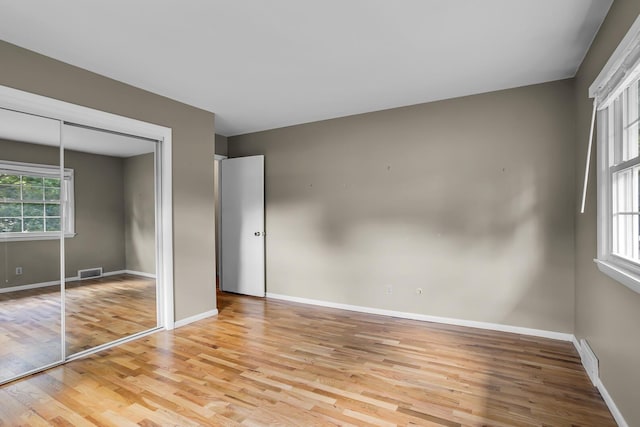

230,80,575,333
265,160,572,330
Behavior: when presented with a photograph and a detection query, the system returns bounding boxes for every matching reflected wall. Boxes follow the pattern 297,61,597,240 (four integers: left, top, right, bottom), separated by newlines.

62,124,157,356
0,110,62,383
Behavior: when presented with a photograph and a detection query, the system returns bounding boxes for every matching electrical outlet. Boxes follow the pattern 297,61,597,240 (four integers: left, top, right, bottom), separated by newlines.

384,285,393,295
15,267,23,275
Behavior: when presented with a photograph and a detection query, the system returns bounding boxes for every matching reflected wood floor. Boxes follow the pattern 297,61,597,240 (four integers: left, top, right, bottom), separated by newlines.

0,291,615,426
0,274,156,380
65,275,157,354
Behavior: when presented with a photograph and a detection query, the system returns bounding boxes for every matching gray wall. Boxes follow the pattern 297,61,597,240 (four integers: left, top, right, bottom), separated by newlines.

0,40,216,321
215,134,228,156
229,79,576,333
124,152,155,275
0,139,126,287
574,1,640,425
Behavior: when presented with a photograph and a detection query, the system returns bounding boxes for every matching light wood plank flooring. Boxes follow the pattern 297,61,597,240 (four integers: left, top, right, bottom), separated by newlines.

0,291,615,426
65,275,157,354
0,274,156,381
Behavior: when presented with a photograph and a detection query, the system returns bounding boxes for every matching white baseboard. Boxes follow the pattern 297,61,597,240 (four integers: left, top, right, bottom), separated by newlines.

572,335,581,353
266,293,574,342
573,338,628,427
596,378,629,427
97,269,156,279
102,269,126,278
174,309,219,328
0,279,61,293
0,270,155,294
123,270,156,279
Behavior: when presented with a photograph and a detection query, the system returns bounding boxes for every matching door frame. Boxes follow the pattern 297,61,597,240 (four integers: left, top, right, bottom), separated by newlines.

214,154,227,288
0,85,175,350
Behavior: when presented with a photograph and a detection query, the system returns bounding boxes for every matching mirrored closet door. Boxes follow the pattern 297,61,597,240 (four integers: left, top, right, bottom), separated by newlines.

62,124,159,356
0,99,164,385
0,108,63,383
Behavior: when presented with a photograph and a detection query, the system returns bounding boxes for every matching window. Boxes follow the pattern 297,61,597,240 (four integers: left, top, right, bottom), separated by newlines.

0,160,74,241
608,81,640,262
591,15,640,294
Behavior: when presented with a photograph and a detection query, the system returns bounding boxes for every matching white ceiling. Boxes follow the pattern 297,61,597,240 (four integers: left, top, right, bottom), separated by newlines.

0,0,612,136
0,108,155,158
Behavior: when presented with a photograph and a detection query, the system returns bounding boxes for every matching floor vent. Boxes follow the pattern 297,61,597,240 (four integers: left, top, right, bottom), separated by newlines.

78,267,103,280
580,339,599,386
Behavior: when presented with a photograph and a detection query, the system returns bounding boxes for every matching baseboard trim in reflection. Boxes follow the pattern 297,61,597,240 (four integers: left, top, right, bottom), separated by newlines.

122,270,156,279
174,308,219,328
0,279,63,293
265,292,574,342
0,270,156,294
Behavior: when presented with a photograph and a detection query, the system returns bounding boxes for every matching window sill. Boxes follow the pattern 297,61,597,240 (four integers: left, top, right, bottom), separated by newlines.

0,233,76,242
594,258,640,294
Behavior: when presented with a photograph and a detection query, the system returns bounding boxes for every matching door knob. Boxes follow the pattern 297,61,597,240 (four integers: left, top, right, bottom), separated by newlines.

254,231,264,236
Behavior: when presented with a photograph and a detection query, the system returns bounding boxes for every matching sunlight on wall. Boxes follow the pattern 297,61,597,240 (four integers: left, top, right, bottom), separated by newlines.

266,178,567,330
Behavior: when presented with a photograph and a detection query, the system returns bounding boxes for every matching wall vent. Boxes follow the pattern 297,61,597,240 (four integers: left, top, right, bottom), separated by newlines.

580,339,599,386
78,267,103,280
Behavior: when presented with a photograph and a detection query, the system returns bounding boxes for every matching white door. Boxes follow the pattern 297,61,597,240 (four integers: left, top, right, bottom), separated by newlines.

220,155,265,297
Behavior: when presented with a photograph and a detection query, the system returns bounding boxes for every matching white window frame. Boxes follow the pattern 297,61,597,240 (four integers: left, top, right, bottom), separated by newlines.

0,160,75,241
591,15,640,294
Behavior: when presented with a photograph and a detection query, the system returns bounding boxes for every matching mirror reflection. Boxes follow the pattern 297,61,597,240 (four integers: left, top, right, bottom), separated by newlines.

0,108,62,382
62,124,157,355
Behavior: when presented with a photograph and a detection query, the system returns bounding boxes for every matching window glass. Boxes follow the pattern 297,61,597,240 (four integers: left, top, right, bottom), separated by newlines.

609,85,640,263
618,81,640,163
0,164,71,238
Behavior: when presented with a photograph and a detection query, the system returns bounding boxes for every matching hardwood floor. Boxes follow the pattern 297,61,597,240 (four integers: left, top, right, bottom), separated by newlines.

0,274,156,382
0,291,615,426
65,275,157,354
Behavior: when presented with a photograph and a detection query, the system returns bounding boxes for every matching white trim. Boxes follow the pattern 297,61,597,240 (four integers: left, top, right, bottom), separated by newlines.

0,270,153,293
174,309,219,328
573,338,629,427
596,378,630,427
0,360,64,387
0,84,174,332
594,79,640,294
572,335,581,354
590,15,640,107
265,293,574,342
102,269,126,277
594,259,640,293
159,135,174,330
0,159,75,239
0,159,69,176
59,121,66,361
101,269,156,279
0,279,61,293
0,86,168,141
214,155,226,283
123,269,157,279
66,327,162,362
0,232,76,242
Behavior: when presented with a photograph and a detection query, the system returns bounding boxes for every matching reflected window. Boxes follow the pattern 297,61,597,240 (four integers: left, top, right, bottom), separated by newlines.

0,160,74,240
